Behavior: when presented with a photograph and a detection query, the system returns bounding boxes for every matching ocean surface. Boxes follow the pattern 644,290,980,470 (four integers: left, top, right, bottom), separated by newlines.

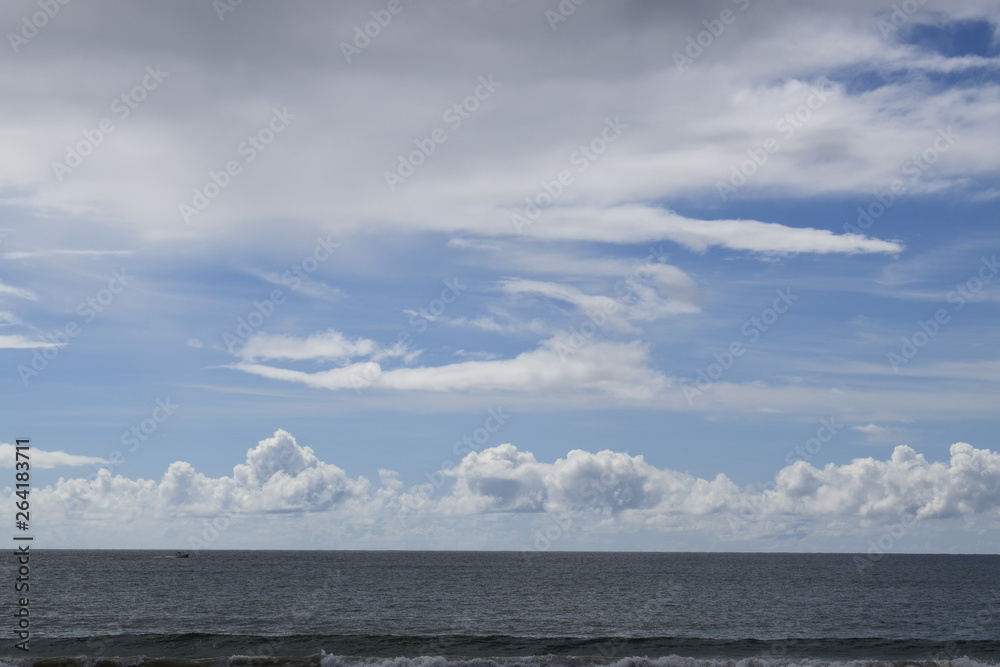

1,551,999,667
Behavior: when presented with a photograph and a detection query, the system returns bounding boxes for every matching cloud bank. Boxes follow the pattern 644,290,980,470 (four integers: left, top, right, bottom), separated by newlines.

23,430,1000,549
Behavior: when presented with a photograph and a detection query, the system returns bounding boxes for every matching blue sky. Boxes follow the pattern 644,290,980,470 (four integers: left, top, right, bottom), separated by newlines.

2,1,999,552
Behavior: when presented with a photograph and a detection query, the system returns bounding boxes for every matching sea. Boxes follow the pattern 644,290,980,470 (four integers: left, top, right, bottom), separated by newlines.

1,551,998,667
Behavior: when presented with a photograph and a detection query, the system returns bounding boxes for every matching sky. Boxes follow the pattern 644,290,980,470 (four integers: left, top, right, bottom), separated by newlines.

1,0,999,553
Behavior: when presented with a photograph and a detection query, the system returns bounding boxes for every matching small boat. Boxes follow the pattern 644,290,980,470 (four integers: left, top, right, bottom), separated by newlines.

175,551,190,558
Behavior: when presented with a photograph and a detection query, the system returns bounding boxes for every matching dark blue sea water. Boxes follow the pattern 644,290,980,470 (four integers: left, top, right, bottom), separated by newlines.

2,551,999,666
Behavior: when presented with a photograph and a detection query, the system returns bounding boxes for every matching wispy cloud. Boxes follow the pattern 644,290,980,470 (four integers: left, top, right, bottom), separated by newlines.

230,332,669,401
0,443,106,469
0,334,60,350
0,283,37,301
1,249,133,260
500,206,905,255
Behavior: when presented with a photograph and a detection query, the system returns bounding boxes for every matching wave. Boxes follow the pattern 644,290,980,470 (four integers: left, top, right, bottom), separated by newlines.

0,633,1000,667
2,655,1000,667
3,634,1000,665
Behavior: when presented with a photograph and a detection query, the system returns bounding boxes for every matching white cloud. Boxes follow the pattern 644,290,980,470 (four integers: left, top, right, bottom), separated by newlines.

0,283,37,301
236,330,419,367
440,444,547,514
3,4,993,245
0,443,107,469
447,316,509,333
0,335,61,350
1,249,133,260
35,430,370,520
225,360,384,393
238,330,379,362
438,445,740,519
501,279,630,330
232,429,370,513
224,326,1000,419
501,273,699,331
432,440,1000,537
252,270,345,302
505,205,904,254
231,333,670,401
435,312,552,337
20,432,1000,548
764,443,1000,521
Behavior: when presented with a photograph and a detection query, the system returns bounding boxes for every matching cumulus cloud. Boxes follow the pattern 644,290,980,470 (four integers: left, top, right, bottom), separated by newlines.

430,441,1000,542
233,430,370,512
437,444,741,519
440,444,548,514
763,443,1000,521
35,430,370,519
17,432,1000,547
